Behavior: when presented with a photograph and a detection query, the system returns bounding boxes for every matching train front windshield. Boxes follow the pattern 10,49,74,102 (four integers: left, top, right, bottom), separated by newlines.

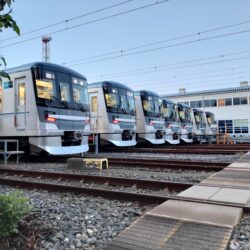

194,110,206,124
34,68,89,111
141,94,162,118
162,100,179,122
178,105,192,123
104,86,135,115
206,113,216,125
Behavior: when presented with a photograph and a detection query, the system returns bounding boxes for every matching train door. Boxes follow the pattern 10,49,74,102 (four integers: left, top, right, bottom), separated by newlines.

15,78,26,130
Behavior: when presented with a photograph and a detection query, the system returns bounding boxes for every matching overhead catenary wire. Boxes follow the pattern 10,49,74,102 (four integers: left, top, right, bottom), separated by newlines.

0,0,170,49
0,0,134,43
64,19,250,65
126,69,250,89
153,76,250,93
68,28,250,66
130,65,250,85
90,49,250,79
88,54,250,83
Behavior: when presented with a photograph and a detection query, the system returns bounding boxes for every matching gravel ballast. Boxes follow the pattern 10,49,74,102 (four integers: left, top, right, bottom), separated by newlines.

229,214,250,250
0,185,153,250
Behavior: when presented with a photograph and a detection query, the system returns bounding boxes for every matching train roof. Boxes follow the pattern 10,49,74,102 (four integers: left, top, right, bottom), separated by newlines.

192,108,203,113
177,102,190,108
89,81,134,92
162,98,176,104
5,62,87,80
134,90,162,97
205,111,214,115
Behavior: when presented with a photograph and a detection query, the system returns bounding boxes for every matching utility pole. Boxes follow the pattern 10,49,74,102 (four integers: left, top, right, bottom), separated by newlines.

42,36,52,62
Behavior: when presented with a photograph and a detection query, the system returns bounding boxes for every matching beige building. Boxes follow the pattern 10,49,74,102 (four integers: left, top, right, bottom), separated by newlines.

163,82,250,139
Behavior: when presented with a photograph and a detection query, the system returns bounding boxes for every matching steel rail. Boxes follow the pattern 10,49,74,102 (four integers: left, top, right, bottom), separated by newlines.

108,158,227,171
103,147,248,154
0,176,249,212
0,168,191,191
0,177,168,204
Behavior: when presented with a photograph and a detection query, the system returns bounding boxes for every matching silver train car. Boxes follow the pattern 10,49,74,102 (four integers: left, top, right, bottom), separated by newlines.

191,108,207,142
176,103,193,143
162,98,180,144
88,81,136,147
134,90,165,144
205,111,217,138
0,62,90,154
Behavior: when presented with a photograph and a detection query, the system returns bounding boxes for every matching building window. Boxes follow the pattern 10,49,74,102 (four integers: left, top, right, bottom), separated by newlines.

218,120,233,134
210,99,217,107
234,119,249,134
204,99,217,107
225,98,232,106
233,98,240,105
190,100,202,108
190,101,196,108
233,97,248,105
218,99,225,106
240,97,248,105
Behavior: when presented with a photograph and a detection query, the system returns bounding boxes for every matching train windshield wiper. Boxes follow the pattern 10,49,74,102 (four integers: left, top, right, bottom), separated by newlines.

74,96,86,112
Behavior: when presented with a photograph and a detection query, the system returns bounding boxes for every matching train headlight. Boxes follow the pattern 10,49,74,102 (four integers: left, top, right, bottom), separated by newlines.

112,119,120,124
46,116,57,122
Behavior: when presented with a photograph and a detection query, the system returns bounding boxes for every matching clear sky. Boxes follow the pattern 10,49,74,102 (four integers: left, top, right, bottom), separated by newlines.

1,0,250,94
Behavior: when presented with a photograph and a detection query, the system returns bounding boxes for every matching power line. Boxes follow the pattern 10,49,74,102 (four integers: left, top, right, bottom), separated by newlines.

1,0,133,43
68,28,250,66
90,49,250,79
143,76,250,92
63,20,250,64
102,65,250,84
0,0,170,49
127,69,250,88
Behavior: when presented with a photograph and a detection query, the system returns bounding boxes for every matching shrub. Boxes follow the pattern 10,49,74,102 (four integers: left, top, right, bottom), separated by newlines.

0,191,31,236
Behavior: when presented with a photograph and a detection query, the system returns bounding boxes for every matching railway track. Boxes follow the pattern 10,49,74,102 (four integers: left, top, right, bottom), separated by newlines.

23,155,228,172
163,144,250,150
0,167,191,204
108,158,227,171
103,147,248,154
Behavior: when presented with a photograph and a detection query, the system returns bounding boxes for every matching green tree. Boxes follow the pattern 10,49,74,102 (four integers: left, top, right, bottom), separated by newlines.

0,0,20,81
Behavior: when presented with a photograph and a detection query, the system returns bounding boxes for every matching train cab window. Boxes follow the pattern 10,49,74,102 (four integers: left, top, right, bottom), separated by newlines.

59,82,71,102
73,84,88,105
104,87,119,110
18,83,25,106
0,84,2,112
36,71,56,100
72,77,88,106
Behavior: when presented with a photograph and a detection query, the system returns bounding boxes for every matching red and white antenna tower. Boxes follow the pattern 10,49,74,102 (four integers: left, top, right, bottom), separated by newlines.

42,36,52,62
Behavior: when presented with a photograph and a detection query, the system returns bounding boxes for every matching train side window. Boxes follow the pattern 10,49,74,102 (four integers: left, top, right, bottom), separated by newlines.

91,96,97,112
18,83,25,106
0,84,2,112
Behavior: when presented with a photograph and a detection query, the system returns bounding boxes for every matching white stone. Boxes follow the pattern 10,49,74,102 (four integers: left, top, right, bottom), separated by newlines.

87,228,94,237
